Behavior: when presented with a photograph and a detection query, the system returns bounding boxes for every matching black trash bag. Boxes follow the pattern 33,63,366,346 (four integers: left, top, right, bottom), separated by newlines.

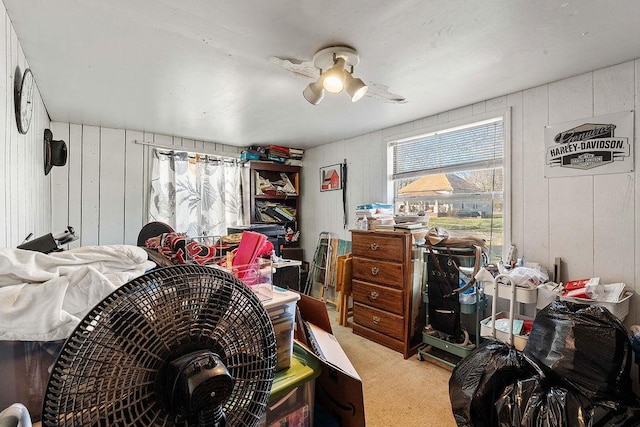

590,398,640,427
496,374,640,427
523,300,633,402
449,339,537,426
496,376,587,427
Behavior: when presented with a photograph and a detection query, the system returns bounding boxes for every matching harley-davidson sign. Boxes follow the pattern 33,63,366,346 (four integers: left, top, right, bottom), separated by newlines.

544,111,633,177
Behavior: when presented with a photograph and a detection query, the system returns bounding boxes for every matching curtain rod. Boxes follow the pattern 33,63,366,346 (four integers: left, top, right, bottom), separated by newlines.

133,139,241,160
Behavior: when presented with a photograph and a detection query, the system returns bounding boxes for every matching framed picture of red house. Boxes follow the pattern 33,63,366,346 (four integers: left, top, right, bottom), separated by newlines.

320,164,343,191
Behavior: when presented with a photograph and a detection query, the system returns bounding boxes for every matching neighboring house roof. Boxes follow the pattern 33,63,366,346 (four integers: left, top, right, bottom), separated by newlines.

398,173,481,197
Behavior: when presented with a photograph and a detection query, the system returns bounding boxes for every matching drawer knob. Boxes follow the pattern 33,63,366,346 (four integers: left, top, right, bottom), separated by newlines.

370,242,379,251
372,315,380,324
369,291,379,300
371,266,379,275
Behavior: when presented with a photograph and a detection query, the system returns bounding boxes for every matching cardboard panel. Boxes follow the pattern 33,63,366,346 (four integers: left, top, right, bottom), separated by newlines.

295,292,365,427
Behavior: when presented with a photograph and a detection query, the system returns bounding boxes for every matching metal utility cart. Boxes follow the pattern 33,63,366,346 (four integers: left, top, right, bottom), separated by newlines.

417,243,486,367
480,273,537,351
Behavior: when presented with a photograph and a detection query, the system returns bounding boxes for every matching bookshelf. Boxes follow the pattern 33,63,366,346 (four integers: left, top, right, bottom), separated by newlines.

249,161,301,235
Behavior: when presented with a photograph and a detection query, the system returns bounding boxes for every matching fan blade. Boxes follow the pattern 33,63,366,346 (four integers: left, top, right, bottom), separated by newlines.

365,82,407,104
268,56,317,80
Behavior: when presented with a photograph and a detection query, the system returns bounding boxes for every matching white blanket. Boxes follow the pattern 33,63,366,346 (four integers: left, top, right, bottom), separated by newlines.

0,245,156,341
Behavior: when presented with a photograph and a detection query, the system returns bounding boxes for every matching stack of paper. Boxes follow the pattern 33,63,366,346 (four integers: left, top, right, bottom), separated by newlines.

591,283,626,302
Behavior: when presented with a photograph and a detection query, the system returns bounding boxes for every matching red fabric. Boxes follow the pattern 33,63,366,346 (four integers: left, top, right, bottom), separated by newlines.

145,232,217,265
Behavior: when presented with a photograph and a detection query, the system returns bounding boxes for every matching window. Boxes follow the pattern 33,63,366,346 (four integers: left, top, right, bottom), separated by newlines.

390,113,509,263
148,149,244,238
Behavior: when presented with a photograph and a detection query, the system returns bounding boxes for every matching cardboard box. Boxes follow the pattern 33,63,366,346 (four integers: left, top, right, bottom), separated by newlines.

295,292,365,427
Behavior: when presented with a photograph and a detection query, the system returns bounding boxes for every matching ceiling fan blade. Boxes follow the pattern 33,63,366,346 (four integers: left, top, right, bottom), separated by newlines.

269,56,317,80
364,82,407,104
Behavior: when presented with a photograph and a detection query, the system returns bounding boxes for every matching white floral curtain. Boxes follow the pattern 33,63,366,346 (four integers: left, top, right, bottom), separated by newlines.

148,149,243,237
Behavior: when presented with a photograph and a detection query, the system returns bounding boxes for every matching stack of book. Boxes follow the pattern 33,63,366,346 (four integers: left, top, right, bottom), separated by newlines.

355,203,395,230
255,172,297,196
287,148,304,166
256,201,297,223
241,145,268,162
243,144,304,166
265,144,289,163
355,203,393,216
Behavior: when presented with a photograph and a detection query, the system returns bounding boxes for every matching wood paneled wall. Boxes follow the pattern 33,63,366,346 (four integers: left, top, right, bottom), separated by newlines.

302,59,640,326
0,8,51,248
48,123,243,247
4,0,633,327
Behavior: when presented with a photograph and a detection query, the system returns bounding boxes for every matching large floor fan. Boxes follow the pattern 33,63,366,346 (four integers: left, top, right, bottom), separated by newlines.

41,265,277,426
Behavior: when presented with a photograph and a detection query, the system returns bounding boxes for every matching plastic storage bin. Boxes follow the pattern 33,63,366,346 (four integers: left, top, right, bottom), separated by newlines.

263,288,300,371
228,257,273,301
480,311,533,351
484,282,538,304
560,290,633,321
260,344,321,427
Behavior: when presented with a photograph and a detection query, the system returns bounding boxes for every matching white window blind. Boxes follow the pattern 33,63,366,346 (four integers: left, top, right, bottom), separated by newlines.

392,117,504,180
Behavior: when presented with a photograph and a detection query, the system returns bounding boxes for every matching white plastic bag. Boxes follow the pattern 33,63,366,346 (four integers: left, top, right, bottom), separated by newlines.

505,266,548,289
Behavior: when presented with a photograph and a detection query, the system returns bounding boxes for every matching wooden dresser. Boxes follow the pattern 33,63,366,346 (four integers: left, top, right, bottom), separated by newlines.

350,229,424,359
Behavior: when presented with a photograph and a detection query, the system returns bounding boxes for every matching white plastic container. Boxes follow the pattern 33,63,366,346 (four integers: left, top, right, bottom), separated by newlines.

560,291,633,322
480,311,533,351
228,257,273,302
484,282,538,304
263,288,300,371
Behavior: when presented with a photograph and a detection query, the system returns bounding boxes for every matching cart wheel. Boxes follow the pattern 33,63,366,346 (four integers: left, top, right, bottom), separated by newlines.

417,352,424,361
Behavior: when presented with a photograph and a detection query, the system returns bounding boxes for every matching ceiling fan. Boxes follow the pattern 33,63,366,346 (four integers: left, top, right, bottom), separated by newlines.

270,45,407,105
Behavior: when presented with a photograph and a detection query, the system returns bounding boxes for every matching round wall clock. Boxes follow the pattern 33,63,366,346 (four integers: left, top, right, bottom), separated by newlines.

15,68,34,134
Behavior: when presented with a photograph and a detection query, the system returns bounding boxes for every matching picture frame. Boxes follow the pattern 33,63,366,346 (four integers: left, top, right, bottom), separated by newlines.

320,164,343,192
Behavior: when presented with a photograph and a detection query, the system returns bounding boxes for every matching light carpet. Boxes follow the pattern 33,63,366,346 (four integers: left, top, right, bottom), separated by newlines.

327,306,457,427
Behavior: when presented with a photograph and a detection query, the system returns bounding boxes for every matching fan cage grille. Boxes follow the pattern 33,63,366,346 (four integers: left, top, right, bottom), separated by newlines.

42,265,277,426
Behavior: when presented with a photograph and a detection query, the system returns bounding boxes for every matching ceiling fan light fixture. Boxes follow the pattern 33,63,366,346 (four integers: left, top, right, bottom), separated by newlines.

303,79,325,105
322,57,346,93
345,72,368,102
304,46,369,105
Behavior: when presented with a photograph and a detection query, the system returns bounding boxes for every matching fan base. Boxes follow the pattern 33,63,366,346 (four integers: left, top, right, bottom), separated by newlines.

313,46,359,70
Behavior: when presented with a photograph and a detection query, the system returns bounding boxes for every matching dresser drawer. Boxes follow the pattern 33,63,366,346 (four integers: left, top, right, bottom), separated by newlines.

353,303,404,340
352,233,405,262
352,257,403,289
352,280,404,315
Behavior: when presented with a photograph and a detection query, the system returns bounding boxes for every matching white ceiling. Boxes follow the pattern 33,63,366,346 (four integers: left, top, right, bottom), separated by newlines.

5,1,640,149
